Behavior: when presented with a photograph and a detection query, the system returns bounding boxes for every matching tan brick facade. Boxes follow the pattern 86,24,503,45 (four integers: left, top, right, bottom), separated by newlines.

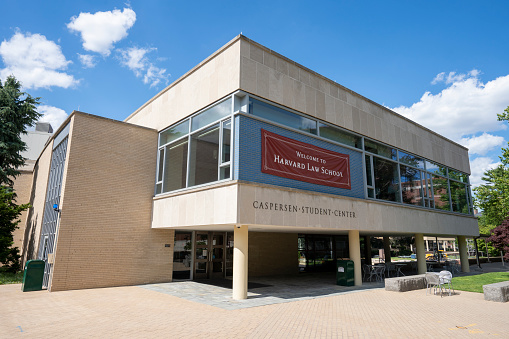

48,113,174,291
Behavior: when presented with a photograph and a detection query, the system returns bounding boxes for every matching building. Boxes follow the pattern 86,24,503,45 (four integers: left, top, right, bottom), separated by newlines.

20,35,478,298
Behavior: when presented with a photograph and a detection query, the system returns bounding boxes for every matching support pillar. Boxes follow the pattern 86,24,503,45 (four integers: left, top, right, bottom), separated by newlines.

233,225,248,300
383,237,391,263
415,233,426,274
364,236,372,265
348,230,362,286
458,235,470,273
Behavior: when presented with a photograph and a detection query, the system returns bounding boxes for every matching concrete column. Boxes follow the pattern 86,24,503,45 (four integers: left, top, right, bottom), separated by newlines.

233,225,248,300
415,233,426,274
364,236,372,265
383,237,391,263
348,230,362,286
458,235,470,273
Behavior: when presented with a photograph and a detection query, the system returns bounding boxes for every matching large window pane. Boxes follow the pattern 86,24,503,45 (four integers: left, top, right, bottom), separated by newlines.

159,120,189,146
449,169,468,183
365,155,373,187
163,139,188,192
221,119,231,163
400,164,423,206
192,98,231,132
365,139,397,160
188,124,220,186
373,157,401,202
432,175,450,211
399,151,424,169
426,160,447,176
250,98,317,134
318,123,361,148
450,181,468,213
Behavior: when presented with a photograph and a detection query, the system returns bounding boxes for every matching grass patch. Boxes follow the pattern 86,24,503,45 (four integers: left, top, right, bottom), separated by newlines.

0,270,24,285
452,272,509,293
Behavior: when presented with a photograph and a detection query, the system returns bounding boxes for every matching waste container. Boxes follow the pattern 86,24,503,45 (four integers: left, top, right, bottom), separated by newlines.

22,260,45,292
336,260,354,286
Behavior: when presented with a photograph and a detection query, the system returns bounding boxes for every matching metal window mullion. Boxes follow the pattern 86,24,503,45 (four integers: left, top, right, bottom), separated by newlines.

185,135,191,188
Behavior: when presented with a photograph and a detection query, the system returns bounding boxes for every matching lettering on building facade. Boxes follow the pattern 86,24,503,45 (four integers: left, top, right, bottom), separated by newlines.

261,129,351,189
252,200,356,218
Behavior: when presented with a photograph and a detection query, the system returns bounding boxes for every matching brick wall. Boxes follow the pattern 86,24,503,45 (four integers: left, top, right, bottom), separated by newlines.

50,113,174,291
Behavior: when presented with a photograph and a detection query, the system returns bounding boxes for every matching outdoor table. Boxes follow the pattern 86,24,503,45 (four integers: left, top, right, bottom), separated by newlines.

394,263,406,277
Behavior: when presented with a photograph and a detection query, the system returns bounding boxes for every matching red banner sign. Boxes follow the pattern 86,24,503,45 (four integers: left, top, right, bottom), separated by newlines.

261,129,351,189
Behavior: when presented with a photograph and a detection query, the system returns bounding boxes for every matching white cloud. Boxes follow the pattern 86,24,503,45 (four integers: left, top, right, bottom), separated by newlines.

469,156,501,188
0,31,77,89
67,8,136,56
391,70,509,141
78,54,96,68
118,47,169,87
459,133,505,156
38,105,68,131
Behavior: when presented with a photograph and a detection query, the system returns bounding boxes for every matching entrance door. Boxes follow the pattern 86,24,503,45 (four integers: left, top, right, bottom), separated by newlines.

194,232,226,279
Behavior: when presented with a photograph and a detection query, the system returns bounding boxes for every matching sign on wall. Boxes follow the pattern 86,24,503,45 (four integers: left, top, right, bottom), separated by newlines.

261,129,351,189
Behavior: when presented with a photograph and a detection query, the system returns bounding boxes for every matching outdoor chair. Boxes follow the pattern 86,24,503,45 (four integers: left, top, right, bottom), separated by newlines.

373,265,385,283
363,264,377,282
425,272,441,296
438,270,454,296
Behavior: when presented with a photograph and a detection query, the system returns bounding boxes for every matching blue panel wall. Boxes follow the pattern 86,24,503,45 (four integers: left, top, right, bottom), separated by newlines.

235,115,365,199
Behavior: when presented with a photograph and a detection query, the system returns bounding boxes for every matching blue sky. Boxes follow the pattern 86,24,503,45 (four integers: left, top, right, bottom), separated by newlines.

1,1,508,187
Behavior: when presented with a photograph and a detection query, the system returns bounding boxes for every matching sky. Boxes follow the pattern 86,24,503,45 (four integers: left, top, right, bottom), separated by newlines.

1,1,508,188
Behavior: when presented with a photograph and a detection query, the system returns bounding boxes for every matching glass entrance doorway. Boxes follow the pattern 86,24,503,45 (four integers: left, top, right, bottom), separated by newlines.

173,231,192,279
194,232,227,279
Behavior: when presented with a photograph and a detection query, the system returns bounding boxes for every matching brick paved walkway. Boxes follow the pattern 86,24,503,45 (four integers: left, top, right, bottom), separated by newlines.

2,273,508,338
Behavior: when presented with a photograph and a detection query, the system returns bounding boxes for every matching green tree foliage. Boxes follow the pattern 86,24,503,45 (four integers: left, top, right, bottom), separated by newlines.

0,76,41,186
0,186,29,271
0,76,41,272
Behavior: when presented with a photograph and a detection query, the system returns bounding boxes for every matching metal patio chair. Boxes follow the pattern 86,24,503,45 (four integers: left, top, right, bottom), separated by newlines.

438,270,454,296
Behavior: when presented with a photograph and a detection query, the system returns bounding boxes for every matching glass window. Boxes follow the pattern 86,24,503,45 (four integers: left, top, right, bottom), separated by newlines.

159,120,189,146
365,139,397,160
426,160,447,176
188,124,220,187
431,175,450,211
318,123,361,148
398,151,424,169
365,155,373,187
450,181,468,213
250,98,317,134
373,157,401,202
162,139,188,192
448,169,468,183
221,120,231,163
191,98,231,132
400,164,423,206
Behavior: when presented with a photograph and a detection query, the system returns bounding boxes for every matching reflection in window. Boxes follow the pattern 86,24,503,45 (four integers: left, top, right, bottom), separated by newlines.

449,170,468,183
399,151,424,169
163,139,188,192
365,139,397,160
400,165,423,206
188,124,220,186
192,98,231,132
432,175,450,211
159,120,189,146
319,123,361,148
250,98,317,134
426,160,447,175
373,157,401,202
450,181,468,213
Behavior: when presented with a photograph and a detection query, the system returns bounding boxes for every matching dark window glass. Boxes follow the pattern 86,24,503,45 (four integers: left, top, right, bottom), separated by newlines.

222,119,231,163
318,122,361,148
250,98,317,134
365,155,373,187
400,165,423,206
159,120,189,146
162,139,188,192
399,151,424,169
157,149,164,182
450,181,468,213
373,157,401,202
365,139,397,160
431,175,450,211
188,124,220,187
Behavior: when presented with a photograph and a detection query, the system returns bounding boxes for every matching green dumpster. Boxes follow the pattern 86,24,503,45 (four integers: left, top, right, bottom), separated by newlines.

22,260,45,292
336,260,354,286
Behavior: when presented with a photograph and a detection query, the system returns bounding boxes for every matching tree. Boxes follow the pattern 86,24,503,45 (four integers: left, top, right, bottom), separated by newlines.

487,216,509,261
0,76,41,272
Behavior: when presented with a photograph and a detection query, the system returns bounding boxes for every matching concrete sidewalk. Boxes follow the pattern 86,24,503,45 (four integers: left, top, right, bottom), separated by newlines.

2,272,508,338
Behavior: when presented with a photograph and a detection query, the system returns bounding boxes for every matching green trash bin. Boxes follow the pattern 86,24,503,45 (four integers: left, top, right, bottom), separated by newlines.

22,260,45,292
336,260,354,286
